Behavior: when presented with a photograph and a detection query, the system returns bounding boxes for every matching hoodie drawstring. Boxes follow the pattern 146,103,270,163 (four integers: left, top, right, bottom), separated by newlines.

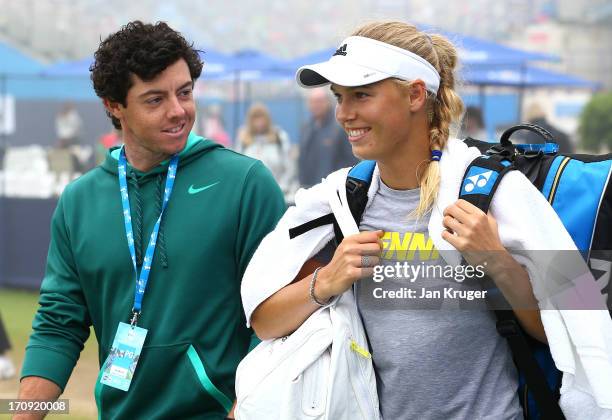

128,173,144,267
155,174,169,268
127,171,169,269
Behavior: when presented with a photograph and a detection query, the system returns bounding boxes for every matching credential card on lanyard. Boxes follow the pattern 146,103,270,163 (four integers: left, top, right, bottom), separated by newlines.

100,322,147,391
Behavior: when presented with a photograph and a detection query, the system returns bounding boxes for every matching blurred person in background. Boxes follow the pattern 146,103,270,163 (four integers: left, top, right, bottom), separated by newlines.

462,105,487,140
298,87,357,188
55,103,83,147
237,102,295,199
95,127,122,165
0,314,15,380
203,104,231,147
523,102,573,153
16,21,284,420
52,102,87,175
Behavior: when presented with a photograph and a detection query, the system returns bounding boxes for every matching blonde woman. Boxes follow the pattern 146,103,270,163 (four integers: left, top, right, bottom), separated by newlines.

237,103,295,197
240,21,611,419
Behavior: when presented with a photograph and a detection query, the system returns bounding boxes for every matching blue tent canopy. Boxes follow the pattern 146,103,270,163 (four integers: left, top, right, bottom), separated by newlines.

416,24,558,66
42,48,292,82
1,42,93,100
43,47,235,78
199,49,234,79
463,65,598,88
438,32,558,66
43,57,93,76
283,47,336,74
232,49,284,71
284,29,559,75
0,41,44,75
215,49,292,81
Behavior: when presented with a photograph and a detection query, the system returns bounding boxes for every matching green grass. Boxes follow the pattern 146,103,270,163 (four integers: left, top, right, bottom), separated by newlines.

0,288,98,419
0,288,41,356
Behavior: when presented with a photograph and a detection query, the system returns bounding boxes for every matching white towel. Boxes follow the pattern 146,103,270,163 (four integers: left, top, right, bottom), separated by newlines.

241,138,612,418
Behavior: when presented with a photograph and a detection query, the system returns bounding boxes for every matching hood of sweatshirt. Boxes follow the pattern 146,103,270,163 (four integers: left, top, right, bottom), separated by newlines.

99,132,223,269
101,132,222,178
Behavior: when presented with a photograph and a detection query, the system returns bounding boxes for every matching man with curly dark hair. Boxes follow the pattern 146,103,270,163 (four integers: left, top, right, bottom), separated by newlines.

16,21,285,420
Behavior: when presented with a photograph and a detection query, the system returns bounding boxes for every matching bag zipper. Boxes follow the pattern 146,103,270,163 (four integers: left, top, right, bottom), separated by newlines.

350,339,372,359
346,335,380,419
302,350,328,416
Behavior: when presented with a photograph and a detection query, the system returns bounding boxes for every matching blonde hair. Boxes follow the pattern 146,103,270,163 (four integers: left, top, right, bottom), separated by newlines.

238,103,279,148
352,21,464,217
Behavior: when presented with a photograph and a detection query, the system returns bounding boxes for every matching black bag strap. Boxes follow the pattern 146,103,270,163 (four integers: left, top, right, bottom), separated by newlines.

495,310,565,419
288,161,375,243
289,213,337,239
458,155,515,210
460,153,565,420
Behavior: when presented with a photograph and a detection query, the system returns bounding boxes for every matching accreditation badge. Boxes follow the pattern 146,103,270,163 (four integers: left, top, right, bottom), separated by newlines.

100,322,148,391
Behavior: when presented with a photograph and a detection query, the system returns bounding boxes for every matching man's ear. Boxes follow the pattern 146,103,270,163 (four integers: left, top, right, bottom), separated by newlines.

407,80,428,112
103,98,123,121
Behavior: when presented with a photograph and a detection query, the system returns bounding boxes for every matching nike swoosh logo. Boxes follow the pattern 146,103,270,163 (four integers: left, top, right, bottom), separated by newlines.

188,181,220,195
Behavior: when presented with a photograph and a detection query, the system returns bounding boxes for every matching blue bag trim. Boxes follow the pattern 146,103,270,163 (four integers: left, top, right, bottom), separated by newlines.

516,143,559,154
544,158,612,255
479,155,513,167
347,160,376,182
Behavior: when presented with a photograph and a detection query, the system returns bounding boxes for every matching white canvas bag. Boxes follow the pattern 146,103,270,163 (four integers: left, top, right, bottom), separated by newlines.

235,291,380,420
235,177,380,420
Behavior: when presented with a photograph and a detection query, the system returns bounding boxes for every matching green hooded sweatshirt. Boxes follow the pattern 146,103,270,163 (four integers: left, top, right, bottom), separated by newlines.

21,133,286,419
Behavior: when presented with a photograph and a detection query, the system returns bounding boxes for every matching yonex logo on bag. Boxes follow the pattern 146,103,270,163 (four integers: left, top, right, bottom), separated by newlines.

462,167,498,195
464,170,492,192
333,44,347,56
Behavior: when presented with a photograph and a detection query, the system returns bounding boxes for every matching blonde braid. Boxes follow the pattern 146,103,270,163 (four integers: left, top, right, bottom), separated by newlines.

353,22,464,218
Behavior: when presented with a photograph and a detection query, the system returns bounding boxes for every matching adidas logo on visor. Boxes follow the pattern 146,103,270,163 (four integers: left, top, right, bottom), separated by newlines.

296,36,441,93
333,44,347,56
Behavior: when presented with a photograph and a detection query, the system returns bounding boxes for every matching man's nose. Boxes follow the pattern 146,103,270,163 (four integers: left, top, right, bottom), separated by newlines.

167,95,186,119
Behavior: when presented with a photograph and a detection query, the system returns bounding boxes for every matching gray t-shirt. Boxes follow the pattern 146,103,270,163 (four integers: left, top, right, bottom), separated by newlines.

334,181,522,419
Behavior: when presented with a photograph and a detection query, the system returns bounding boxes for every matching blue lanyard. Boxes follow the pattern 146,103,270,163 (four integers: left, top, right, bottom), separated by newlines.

118,147,178,323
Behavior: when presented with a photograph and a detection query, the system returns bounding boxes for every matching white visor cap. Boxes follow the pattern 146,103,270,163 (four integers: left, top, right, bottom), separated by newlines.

296,36,440,94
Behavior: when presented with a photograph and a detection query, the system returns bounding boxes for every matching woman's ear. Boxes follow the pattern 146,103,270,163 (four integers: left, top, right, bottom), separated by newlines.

407,80,428,112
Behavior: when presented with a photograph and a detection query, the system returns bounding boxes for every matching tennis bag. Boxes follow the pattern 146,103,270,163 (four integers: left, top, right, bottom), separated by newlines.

463,124,612,314
288,123,611,419
461,124,612,420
